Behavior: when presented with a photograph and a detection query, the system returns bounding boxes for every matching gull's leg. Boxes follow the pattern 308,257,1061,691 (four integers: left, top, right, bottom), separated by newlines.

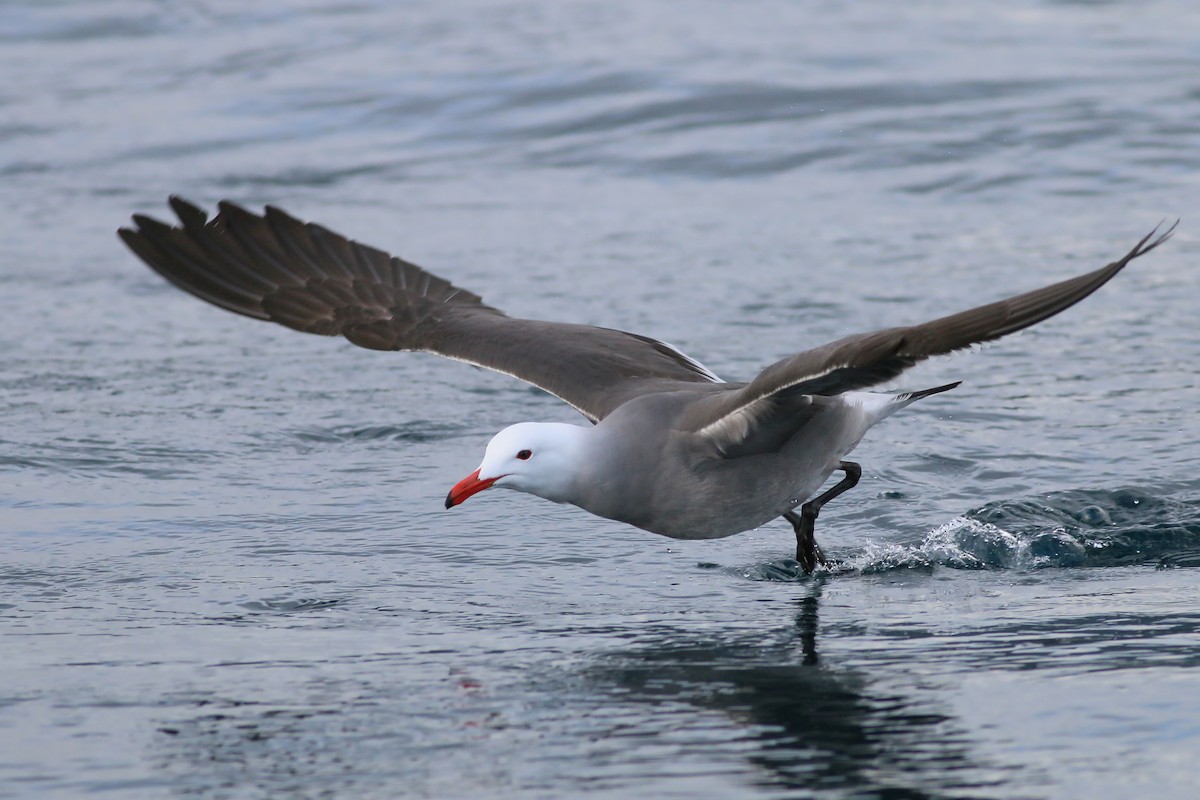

785,461,862,574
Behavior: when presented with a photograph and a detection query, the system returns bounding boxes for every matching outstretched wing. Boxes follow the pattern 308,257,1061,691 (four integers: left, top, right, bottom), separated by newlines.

687,222,1177,450
119,197,721,422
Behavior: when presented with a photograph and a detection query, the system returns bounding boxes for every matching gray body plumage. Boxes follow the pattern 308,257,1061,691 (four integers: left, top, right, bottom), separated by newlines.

119,198,1175,543
576,390,891,539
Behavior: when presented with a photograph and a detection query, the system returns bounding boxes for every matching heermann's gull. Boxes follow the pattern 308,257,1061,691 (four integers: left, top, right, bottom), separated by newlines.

119,198,1175,572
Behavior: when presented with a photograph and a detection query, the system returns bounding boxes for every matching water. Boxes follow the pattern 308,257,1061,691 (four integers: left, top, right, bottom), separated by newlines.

3,1,1200,797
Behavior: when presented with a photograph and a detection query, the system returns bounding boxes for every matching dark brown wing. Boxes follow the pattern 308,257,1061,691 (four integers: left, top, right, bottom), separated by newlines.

119,197,721,422
687,222,1177,442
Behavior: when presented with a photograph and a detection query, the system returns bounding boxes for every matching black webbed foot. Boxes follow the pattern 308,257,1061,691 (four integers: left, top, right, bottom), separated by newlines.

784,461,862,574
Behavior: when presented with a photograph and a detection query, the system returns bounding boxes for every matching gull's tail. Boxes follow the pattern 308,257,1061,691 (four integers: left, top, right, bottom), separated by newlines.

893,381,963,406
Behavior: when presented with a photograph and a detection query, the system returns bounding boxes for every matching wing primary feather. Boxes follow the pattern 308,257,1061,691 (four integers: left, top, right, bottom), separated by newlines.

120,198,721,422
689,223,1177,445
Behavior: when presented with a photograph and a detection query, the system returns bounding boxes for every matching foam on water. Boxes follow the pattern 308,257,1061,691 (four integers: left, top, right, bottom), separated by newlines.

740,488,1200,580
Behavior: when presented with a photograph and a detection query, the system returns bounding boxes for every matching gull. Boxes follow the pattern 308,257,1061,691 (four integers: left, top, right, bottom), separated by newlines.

120,198,1175,572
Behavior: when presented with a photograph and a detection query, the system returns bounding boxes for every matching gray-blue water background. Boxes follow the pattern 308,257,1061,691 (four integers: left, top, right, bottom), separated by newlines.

3,2,1200,798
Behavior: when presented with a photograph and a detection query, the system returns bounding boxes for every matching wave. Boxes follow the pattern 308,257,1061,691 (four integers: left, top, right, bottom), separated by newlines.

742,488,1200,579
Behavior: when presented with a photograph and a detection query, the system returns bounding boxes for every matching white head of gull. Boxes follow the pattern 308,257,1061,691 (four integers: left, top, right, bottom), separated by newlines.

447,421,590,508
120,198,1177,573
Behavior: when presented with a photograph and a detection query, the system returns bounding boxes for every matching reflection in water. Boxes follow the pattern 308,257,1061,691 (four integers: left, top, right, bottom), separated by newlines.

588,581,1008,798
797,584,819,667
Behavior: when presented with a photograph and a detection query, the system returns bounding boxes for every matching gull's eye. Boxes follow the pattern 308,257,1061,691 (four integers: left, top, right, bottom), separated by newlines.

516,449,532,460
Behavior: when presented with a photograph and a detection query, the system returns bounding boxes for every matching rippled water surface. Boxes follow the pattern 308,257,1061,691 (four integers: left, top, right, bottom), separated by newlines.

3,2,1200,798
